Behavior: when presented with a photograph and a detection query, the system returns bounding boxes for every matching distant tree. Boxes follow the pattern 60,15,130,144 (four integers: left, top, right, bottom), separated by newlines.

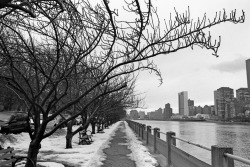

64,74,138,148
0,0,245,166
0,80,24,111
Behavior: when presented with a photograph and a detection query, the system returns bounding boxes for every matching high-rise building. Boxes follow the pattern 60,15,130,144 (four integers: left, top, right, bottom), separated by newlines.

246,59,250,89
188,99,194,106
178,91,189,116
214,87,234,119
163,103,172,120
187,99,194,116
236,88,250,102
214,90,218,115
155,108,163,120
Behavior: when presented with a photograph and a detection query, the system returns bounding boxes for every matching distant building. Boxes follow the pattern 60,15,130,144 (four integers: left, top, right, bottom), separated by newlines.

226,98,238,118
188,99,194,116
178,91,189,116
130,110,139,119
188,99,194,106
214,90,218,115
155,108,163,120
214,87,234,119
138,111,145,119
188,106,196,116
236,88,250,102
203,105,211,115
148,108,163,120
163,103,172,120
210,105,215,115
246,59,250,89
196,106,203,114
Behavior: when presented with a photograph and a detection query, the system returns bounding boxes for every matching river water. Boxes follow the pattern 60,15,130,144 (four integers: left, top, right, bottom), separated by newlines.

134,120,250,167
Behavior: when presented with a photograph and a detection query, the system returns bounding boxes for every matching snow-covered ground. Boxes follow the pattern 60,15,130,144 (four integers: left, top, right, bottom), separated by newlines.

123,121,158,167
0,121,158,167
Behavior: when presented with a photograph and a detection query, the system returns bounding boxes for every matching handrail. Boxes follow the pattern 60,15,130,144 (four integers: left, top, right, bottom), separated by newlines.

159,131,166,135
172,136,211,151
128,120,250,167
224,153,250,165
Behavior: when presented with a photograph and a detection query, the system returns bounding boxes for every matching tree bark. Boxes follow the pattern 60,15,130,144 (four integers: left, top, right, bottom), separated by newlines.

25,140,41,167
91,123,96,134
66,120,73,148
66,134,73,148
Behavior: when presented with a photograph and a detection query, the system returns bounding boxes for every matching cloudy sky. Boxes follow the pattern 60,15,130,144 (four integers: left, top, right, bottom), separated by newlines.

130,0,250,113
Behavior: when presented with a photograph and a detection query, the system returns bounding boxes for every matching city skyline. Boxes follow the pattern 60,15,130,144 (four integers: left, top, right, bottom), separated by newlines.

133,58,250,114
133,0,250,113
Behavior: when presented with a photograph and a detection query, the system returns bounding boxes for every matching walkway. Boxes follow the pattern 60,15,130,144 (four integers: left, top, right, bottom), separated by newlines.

101,121,136,167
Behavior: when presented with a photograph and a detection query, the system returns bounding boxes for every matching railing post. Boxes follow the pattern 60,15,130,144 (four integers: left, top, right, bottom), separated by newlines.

166,131,176,167
139,124,141,137
146,126,151,145
212,145,234,167
137,123,139,135
153,128,160,153
135,122,137,134
141,124,146,140
156,128,160,138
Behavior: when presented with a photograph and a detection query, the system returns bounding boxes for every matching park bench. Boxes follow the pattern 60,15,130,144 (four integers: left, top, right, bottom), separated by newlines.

0,146,35,167
97,125,104,133
79,130,93,145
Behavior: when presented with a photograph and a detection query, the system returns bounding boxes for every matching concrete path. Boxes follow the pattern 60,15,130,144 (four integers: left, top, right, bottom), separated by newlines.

101,121,136,167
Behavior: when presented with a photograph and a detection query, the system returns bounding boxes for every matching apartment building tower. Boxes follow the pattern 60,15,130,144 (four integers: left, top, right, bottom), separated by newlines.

178,91,189,116
214,87,234,119
163,103,172,120
236,88,250,102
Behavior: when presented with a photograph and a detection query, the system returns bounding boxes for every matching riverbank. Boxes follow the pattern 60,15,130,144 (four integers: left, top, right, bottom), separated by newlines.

205,119,250,125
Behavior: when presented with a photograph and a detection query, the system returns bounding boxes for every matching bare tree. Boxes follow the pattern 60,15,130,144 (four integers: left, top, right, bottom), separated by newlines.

0,0,65,18
0,0,245,166
64,77,130,148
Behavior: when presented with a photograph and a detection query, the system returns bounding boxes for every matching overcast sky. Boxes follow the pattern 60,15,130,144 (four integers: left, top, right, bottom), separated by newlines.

129,0,250,113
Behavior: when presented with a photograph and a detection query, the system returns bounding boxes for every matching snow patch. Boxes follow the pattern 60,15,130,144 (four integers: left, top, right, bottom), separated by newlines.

38,162,65,167
0,121,121,167
123,121,158,167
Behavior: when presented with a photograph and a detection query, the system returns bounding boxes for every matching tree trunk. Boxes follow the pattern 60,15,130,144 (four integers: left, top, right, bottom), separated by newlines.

66,120,73,149
66,134,73,148
91,123,96,134
25,140,41,167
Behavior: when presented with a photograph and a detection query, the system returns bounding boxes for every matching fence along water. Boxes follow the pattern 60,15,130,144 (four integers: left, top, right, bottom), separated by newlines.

126,120,250,167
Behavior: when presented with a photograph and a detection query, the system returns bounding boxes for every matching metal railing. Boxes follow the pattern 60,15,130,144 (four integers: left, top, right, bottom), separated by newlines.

126,120,250,167
172,136,211,151
172,134,250,166
224,153,250,165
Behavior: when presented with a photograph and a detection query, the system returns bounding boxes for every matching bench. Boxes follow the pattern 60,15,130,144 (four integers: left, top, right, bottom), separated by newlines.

97,125,104,133
0,147,35,167
79,130,93,145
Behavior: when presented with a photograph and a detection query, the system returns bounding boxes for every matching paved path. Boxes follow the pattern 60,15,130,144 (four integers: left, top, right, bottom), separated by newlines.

101,121,136,167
